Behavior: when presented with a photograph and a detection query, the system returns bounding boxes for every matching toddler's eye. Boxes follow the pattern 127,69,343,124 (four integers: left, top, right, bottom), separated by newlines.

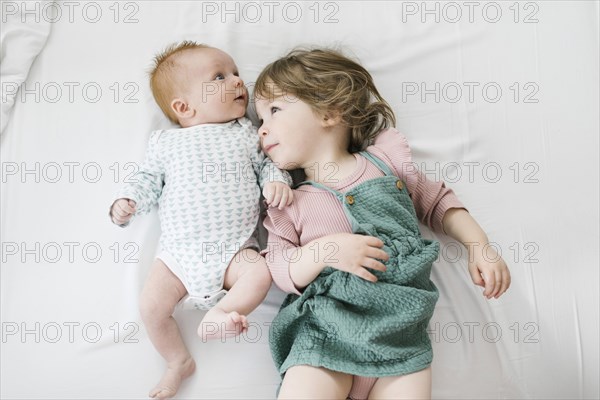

214,73,225,80
271,106,280,114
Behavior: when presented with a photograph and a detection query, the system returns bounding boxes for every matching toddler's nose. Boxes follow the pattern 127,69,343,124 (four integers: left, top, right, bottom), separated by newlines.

233,76,244,87
258,125,268,137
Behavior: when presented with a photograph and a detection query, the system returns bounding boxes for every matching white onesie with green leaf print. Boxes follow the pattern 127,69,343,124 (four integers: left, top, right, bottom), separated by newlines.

113,118,291,310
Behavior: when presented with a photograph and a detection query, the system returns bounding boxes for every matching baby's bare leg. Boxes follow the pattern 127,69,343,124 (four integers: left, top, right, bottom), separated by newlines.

278,365,353,399
198,249,271,340
368,366,432,399
140,259,195,399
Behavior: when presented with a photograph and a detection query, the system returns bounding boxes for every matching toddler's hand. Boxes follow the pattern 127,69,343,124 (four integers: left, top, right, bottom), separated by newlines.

467,244,511,299
322,233,389,282
263,181,293,210
110,198,137,225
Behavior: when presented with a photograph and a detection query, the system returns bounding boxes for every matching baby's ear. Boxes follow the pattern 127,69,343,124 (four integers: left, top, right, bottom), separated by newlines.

171,98,192,120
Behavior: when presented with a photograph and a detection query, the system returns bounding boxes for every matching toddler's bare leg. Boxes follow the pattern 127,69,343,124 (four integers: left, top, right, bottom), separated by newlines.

278,365,353,399
140,259,195,399
198,249,271,340
368,366,432,399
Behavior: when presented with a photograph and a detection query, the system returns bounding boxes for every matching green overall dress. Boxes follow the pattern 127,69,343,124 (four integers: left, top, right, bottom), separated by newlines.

269,151,440,378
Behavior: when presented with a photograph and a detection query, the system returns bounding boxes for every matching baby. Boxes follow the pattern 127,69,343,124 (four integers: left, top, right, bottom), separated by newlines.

109,41,292,399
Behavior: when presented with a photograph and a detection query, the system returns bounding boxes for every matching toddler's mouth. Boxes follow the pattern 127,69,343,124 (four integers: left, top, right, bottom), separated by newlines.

264,143,279,153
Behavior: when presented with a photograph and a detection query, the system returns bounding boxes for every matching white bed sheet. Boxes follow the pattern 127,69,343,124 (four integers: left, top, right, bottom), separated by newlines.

1,1,598,399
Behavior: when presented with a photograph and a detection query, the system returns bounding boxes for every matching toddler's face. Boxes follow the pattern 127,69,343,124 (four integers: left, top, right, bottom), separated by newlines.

176,48,248,125
255,93,327,170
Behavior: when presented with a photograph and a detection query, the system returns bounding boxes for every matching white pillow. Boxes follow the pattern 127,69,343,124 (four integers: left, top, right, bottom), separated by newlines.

0,0,53,134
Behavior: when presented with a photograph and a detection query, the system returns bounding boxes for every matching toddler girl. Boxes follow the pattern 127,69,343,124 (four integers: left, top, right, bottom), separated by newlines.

256,48,511,399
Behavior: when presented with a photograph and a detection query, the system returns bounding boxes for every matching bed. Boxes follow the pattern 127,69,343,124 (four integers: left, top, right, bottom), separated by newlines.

1,1,598,398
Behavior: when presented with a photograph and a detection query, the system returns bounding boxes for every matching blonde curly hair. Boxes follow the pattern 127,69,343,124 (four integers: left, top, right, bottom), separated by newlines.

254,48,396,152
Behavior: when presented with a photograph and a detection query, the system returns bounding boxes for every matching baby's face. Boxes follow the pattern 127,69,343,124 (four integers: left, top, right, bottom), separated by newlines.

176,48,248,125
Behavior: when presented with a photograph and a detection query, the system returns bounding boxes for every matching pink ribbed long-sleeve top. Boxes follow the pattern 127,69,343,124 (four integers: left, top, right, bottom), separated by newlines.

261,128,466,295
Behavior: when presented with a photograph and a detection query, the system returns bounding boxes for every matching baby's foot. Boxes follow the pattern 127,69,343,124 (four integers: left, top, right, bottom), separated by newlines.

198,309,248,340
149,357,195,399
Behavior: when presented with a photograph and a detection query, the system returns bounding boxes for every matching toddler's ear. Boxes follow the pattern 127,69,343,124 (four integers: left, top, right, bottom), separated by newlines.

321,111,342,128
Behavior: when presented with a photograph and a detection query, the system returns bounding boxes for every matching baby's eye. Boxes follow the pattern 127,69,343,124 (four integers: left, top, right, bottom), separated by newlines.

271,106,280,114
214,73,225,80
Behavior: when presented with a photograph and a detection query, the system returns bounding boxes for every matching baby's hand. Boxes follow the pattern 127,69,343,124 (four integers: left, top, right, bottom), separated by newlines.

323,233,389,282
263,181,293,210
110,198,136,225
467,244,511,299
